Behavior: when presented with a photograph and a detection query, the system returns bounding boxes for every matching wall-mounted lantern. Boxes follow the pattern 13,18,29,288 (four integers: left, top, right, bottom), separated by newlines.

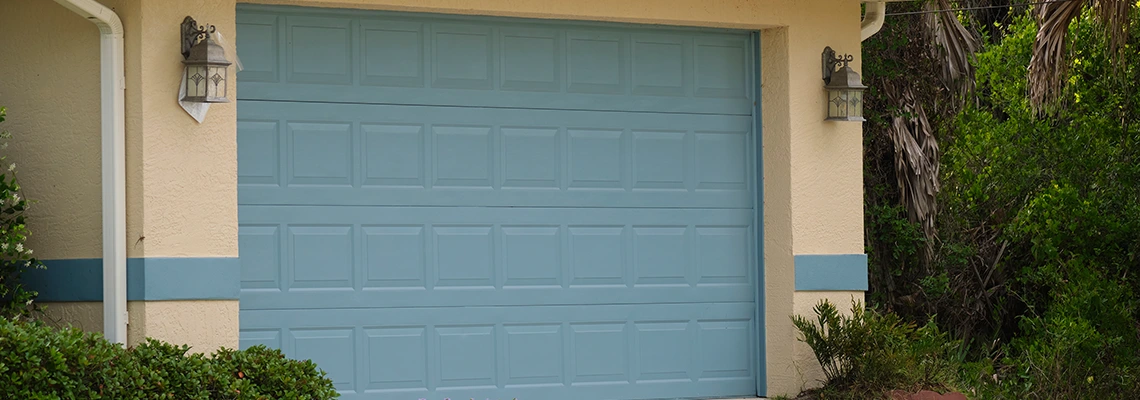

821,47,867,122
180,17,231,103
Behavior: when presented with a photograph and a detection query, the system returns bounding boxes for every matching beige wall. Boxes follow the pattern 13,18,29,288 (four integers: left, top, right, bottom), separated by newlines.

41,300,239,351
3,0,866,396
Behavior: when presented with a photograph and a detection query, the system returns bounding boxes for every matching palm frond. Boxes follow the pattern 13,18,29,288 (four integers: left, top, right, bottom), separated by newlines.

1029,0,1084,111
924,0,982,97
885,84,942,264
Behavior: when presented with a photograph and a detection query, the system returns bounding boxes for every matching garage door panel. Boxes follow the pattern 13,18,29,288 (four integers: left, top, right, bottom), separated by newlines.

239,206,752,309
241,303,754,399
238,101,752,208
237,6,751,114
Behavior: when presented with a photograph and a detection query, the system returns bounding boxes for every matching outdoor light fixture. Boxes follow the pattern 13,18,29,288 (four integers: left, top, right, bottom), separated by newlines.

180,17,231,103
822,46,867,122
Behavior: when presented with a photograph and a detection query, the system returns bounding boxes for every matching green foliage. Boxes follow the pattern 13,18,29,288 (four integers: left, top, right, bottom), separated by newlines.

791,300,964,399
0,106,44,320
0,317,338,399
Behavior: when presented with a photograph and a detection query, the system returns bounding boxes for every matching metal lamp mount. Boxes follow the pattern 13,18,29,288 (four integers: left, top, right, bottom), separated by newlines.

181,16,216,60
821,46,854,85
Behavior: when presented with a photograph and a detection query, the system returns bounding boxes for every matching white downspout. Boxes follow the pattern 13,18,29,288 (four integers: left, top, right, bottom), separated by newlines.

861,1,887,41
52,0,127,345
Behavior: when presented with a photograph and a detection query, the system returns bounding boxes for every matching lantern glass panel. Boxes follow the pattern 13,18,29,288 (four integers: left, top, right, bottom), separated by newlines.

208,65,228,102
828,89,849,119
186,65,209,99
849,90,863,118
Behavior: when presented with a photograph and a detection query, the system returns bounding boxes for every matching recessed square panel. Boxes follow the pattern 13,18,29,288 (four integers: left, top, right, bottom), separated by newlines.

433,126,492,187
695,37,746,98
365,327,427,390
637,322,691,381
502,226,561,287
291,328,355,390
505,324,563,385
696,131,748,190
238,120,279,186
633,130,687,189
572,323,627,383
568,129,624,189
363,123,425,187
568,32,626,94
288,122,352,186
696,226,750,284
432,25,493,89
289,225,353,288
240,329,281,350
433,226,494,287
501,29,559,92
361,21,424,87
501,127,559,188
698,320,751,378
633,226,688,285
235,14,278,83
240,224,280,289
287,17,351,85
633,36,687,96
569,226,625,286
363,226,425,288
437,325,496,388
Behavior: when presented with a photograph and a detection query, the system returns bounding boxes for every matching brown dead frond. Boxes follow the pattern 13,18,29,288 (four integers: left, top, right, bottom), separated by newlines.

924,0,982,98
1030,0,1130,112
885,84,942,265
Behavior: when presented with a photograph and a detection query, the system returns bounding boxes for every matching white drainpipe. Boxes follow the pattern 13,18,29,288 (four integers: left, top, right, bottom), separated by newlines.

51,0,127,345
861,1,887,41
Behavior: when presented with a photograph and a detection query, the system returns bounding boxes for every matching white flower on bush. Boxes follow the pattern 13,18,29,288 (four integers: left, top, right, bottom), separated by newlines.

8,163,14,172
25,249,32,255
12,193,19,203
15,243,23,252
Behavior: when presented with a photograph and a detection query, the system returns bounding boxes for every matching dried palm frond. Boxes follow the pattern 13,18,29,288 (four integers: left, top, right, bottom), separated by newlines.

1029,0,1085,110
885,84,942,264
924,0,982,97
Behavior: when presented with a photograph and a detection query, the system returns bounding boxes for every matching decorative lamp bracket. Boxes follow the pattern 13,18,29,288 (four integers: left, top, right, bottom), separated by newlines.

181,16,216,60
822,46,854,85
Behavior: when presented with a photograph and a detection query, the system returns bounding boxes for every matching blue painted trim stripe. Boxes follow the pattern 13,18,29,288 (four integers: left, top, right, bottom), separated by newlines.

794,254,869,291
25,258,240,302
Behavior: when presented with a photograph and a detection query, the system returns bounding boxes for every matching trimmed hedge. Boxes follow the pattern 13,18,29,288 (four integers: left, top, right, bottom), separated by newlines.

0,318,338,399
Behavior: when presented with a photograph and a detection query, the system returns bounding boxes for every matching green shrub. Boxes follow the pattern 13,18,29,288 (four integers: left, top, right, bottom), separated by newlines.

0,317,338,399
0,106,44,320
792,300,964,399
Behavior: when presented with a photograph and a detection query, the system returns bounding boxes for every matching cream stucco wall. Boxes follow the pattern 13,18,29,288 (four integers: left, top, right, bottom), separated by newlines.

41,300,239,351
3,0,866,396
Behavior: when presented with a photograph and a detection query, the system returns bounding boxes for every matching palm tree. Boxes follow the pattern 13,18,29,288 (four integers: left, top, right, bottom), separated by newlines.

1029,0,1131,111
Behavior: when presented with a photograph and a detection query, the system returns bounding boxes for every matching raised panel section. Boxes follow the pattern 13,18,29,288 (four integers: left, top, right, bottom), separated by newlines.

633,226,688,286
500,28,560,92
502,226,561,287
632,35,688,96
237,120,279,185
696,227,750,284
288,122,352,186
567,32,626,95
363,226,425,288
235,14,279,83
636,322,691,381
365,326,428,390
632,130,687,189
501,127,559,188
286,16,352,84
504,324,563,386
433,125,493,187
362,123,425,187
361,21,424,87
569,226,625,286
698,320,751,378
433,226,494,287
240,225,280,289
567,129,624,189
239,328,281,350
437,325,497,388
696,131,748,190
572,323,628,383
292,328,356,391
289,225,353,288
432,25,493,89
695,37,747,98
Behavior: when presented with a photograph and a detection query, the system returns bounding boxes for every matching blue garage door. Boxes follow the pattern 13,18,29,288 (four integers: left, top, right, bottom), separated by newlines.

236,5,759,400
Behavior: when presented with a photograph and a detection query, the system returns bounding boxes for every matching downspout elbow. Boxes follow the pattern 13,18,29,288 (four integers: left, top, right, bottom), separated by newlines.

861,1,886,41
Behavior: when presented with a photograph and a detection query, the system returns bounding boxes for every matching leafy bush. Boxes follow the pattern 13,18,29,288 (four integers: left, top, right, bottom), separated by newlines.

0,317,338,399
792,300,965,399
0,106,44,320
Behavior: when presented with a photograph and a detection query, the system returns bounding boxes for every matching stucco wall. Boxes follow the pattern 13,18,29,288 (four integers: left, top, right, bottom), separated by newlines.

3,0,865,396
40,300,239,351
